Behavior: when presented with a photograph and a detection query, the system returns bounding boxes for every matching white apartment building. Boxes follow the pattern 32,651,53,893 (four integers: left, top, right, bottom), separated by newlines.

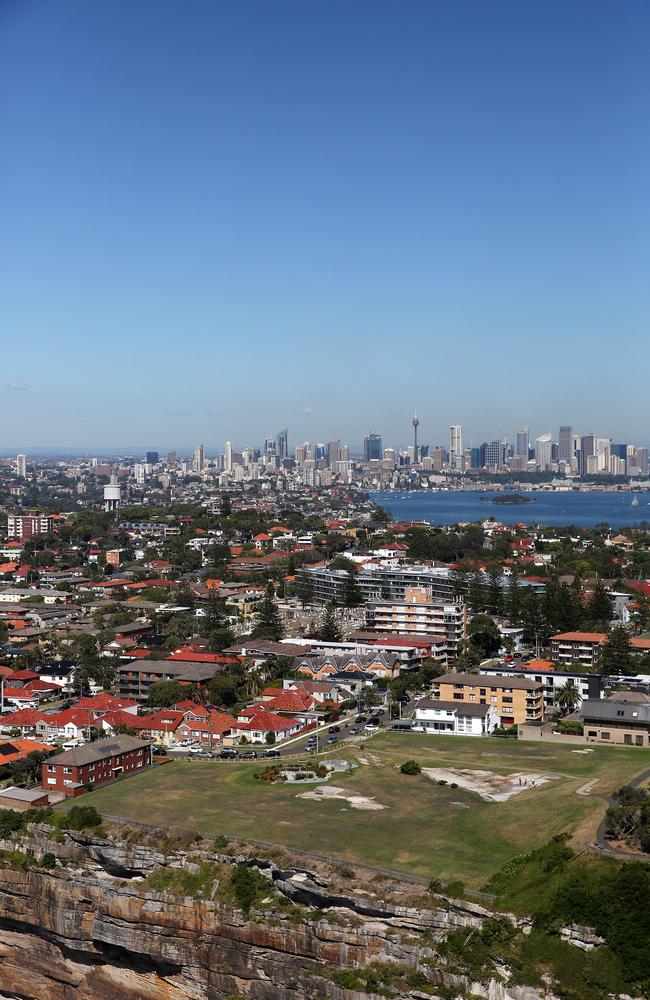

412,698,499,736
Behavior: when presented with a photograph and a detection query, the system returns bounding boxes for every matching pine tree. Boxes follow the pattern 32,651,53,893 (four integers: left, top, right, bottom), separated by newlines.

343,567,363,607
586,582,614,630
467,571,486,612
252,582,285,641
318,602,342,642
601,625,635,676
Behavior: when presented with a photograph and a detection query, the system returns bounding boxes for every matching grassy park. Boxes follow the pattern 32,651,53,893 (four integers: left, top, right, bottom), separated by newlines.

83,733,650,887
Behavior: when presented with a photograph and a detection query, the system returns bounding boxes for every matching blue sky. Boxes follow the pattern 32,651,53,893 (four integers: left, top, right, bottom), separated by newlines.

1,0,649,453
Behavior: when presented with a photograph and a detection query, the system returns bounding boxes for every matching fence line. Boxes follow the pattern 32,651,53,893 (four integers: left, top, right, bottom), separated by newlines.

97,812,495,903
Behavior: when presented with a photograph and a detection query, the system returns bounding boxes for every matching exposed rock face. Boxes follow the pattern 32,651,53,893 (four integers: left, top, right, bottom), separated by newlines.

0,828,559,1000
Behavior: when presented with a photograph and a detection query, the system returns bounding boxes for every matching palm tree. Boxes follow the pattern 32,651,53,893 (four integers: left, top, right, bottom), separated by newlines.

555,679,580,716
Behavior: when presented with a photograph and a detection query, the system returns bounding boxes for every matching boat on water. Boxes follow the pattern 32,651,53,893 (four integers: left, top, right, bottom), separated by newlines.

631,495,639,507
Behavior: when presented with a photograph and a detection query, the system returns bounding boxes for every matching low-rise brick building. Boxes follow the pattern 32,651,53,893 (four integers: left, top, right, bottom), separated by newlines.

42,735,152,796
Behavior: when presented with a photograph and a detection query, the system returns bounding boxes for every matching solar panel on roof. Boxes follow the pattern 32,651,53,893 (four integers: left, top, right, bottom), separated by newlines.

98,742,120,752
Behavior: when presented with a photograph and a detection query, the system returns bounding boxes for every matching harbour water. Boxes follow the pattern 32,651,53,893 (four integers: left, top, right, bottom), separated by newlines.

369,490,650,529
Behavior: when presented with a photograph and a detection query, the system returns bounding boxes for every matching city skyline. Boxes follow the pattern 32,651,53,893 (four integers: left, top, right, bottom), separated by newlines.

2,1,650,447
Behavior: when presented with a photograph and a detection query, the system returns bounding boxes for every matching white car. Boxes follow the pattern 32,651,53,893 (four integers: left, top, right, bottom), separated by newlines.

188,744,207,754
177,739,194,748
364,724,380,733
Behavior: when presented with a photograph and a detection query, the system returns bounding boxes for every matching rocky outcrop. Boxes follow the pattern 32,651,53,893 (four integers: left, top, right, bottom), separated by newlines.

0,827,564,1000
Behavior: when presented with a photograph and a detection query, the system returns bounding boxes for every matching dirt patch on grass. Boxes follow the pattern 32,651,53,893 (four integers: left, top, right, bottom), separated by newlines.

297,784,386,810
422,767,554,802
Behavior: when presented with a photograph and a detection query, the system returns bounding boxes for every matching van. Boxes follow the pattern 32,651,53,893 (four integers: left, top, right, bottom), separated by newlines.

62,740,83,751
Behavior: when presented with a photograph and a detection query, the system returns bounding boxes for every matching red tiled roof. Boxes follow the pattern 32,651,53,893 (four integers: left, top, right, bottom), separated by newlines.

237,707,297,731
551,632,607,642
0,708,49,726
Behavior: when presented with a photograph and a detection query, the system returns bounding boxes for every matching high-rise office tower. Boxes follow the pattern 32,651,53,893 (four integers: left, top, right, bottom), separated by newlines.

15,454,27,478
516,428,529,458
295,442,311,466
485,440,504,468
145,451,159,465
363,433,383,462
450,425,463,468
275,428,288,461
558,426,573,464
327,440,341,467
579,434,597,476
535,433,552,470
193,445,205,473
224,441,233,473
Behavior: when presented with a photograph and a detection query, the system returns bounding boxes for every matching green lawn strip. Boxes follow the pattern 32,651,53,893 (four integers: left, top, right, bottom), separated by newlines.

80,738,650,886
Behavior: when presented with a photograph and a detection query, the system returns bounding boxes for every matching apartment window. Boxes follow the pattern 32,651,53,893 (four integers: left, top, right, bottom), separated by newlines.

63,767,72,774
601,732,610,740
502,697,513,704
468,694,476,701
479,689,486,696
47,765,55,772
491,696,497,703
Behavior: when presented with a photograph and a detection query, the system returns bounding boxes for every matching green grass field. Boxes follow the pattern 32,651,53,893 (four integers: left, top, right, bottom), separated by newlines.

83,734,650,886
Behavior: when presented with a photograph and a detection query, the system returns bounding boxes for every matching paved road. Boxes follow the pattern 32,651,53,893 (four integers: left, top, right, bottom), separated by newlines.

164,707,399,762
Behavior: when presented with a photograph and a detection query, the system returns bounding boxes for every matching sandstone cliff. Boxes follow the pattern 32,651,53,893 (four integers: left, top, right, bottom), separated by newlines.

0,824,558,1000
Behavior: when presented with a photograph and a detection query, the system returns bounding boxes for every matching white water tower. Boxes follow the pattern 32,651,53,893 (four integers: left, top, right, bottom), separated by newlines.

103,475,121,512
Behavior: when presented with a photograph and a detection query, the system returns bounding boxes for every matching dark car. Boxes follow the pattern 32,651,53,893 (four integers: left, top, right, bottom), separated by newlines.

152,746,168,756
239,750,258,760
218,749,238,760
329,725,341,733
264,748,281,758
355,716,367,724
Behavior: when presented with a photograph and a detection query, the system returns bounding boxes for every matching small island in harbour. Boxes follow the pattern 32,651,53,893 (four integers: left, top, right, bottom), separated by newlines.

487,493,536,505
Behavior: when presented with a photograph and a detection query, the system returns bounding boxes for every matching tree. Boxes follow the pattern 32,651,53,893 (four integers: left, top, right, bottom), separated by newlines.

265,730,276,745
601,625,635,676
467,572,486,613
468,614,502,658
317,602,342,643
343,567,363,607
586,582,614,630
220,494,232,517
251,582,284,641
146,680,184,707
555,679,580,716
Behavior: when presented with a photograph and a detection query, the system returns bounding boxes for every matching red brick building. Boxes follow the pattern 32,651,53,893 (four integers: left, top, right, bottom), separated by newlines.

42,735,152,797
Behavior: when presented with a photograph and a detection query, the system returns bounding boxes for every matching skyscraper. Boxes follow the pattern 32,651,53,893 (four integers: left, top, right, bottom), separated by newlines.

535,433,552,470
450,425,463,469
327,440,341,467
485,440,504,468
363,433,383,462
275,428,288,461
15,454,27,478
224,441,233,473
516,428,529,458
193,445,205,472
145,451,159,465
558,426,573,464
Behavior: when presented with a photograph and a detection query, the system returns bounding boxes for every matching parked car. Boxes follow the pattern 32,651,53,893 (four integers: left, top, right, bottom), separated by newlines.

188,745,207,754
195,751,214,760
239,750,258,760
349,727,360,735
329,725,341,733
218,749,238,760
355,716,367,724
152,746,167,756
177,739,193,748
264,748,281,758
364,724,380,733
